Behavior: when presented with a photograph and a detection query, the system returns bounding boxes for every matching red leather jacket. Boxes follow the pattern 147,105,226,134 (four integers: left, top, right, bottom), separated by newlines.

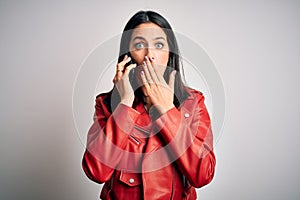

82,88,216,199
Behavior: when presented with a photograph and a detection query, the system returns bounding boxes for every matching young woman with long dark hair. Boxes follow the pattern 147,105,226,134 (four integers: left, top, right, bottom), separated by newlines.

82,10,216,200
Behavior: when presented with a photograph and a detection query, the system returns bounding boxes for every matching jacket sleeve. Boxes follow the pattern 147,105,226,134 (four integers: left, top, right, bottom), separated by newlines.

82,96,140,184
152,91,216,188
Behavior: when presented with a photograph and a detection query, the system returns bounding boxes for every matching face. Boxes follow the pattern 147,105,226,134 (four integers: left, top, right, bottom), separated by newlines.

129,23,169,68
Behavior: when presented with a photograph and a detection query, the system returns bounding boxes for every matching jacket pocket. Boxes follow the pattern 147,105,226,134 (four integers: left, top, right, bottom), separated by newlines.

119,171,142,187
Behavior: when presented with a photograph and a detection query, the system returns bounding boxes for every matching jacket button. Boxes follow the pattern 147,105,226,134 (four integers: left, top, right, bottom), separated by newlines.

129,178,135,184
184,113,190,118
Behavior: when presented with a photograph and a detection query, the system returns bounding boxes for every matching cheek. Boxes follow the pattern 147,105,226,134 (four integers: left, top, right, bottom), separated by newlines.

153,52,169,76
130,51,145,65
156,52,169,66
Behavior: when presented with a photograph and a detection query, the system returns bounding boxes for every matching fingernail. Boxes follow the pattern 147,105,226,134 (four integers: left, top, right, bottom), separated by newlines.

124,54,128,59
141,71,144,76
145,56,149,61
143,61,146,66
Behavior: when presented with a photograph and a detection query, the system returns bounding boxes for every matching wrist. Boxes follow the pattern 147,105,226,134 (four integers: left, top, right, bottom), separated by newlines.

149,104,175,120
120,97,134,107
157,104,175,114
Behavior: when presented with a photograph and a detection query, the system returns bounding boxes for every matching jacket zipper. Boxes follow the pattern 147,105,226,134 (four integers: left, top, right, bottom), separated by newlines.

129,135,140,145
134,125,151,135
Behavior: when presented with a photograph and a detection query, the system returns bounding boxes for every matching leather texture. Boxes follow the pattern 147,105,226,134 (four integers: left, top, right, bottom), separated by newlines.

82,88,216,200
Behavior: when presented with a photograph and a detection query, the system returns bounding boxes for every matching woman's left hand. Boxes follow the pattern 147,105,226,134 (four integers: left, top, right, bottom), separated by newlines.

140,56,176,114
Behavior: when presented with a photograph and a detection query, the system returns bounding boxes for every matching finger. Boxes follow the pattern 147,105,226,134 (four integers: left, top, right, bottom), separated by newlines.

149,57,166,83
123,54,128,61
123,63,137,75
140,70,151,91
142,61,153,83
168,70,177,92
146,56,160,83
115,66,124,82
117,56,131,71
145,56,153,68
155,64,166,83
144,56,154,79
113,71,123,83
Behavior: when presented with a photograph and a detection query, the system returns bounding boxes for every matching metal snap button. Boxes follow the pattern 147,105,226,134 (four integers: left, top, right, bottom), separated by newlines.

184,113,190,118
129,178,135,184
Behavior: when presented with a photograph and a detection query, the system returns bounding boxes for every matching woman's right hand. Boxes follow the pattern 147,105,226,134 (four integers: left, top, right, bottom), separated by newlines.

113,55,137,107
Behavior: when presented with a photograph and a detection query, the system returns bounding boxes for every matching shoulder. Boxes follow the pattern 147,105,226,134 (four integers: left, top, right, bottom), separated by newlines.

96,91,112,102
95,90,113,111
181,87,208,113
185,87,205,101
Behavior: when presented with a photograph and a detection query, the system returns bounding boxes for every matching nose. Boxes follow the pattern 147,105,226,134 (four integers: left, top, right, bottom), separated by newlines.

146,47,155,61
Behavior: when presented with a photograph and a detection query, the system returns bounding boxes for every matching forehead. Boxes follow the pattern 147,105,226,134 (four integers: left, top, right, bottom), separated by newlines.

131,23,167,39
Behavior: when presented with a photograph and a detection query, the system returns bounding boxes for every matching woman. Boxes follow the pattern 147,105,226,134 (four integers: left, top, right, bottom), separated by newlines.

82,10,216,200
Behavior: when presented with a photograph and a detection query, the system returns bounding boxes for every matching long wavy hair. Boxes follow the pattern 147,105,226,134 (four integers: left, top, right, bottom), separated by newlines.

110,10,189,111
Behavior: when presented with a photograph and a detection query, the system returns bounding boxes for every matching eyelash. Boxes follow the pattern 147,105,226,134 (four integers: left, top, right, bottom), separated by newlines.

134,42,164,49
134,42,145,49
155,43,164,49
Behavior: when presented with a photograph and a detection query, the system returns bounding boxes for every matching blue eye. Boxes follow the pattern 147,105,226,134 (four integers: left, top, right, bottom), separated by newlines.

135,43,145,49
155,43,164,49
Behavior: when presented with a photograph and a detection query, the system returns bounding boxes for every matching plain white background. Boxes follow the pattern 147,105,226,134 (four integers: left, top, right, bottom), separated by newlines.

1,0,300,199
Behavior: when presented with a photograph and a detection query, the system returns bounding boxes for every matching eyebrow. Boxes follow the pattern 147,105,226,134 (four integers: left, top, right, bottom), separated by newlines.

132,36,166,41
154,36,166,40
132,36,145,41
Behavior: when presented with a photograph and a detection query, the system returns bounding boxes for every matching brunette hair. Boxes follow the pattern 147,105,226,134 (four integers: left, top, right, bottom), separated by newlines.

111,10,189,111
